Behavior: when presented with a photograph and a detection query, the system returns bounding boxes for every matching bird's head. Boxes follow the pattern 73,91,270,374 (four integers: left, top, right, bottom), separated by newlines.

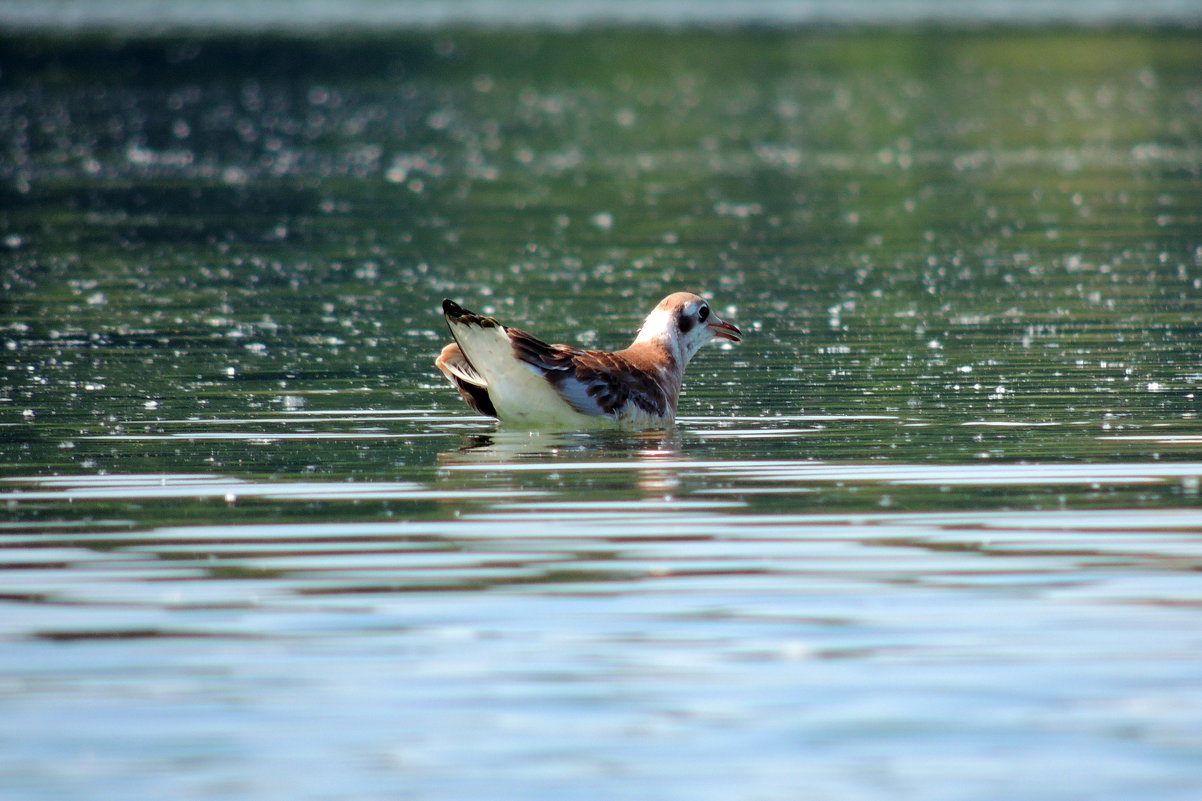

634,292,743,365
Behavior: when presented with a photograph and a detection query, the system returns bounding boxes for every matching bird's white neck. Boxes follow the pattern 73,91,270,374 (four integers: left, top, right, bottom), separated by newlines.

632,308,692,365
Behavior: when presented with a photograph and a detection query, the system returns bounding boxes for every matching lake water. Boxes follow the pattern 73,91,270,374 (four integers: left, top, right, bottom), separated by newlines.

3,19,1202,801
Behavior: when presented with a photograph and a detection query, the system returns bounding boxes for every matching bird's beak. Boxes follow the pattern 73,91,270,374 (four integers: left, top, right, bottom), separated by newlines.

708,318,743,342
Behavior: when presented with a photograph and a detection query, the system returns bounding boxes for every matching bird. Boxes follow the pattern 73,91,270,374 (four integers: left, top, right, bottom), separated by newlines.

435,292,742,430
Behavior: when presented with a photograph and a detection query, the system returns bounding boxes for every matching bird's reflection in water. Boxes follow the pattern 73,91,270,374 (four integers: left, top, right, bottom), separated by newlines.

436,429,687,498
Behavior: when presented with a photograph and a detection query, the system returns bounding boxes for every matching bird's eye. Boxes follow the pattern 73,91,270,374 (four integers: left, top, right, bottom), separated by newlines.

698,305,710,322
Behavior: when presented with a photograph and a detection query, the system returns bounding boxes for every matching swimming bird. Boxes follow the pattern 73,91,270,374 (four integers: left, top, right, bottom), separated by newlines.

435,292,742,429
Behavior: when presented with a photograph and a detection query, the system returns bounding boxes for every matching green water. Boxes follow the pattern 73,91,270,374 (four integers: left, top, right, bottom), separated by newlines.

4,29,1201,468
2,26,1202,801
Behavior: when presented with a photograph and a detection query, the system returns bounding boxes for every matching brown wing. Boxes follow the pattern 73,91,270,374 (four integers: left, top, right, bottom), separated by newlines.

562,351,672,418
507,330,670,418
435,342,497,418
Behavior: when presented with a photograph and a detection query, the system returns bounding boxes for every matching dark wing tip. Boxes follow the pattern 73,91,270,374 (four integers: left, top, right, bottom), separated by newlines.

454,377,498,418
442,299,500,330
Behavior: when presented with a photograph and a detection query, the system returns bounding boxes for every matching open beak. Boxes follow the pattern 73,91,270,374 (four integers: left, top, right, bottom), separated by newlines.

708,318,743,342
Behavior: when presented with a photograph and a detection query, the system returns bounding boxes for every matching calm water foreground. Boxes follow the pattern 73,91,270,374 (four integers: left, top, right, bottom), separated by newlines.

2,25,1202,800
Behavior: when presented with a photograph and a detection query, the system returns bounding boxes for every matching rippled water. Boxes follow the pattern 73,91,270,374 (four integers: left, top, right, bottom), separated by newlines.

3,21,1202,801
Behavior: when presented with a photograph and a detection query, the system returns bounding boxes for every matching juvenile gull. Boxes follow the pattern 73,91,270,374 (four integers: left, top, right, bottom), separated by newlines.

435,292,742,429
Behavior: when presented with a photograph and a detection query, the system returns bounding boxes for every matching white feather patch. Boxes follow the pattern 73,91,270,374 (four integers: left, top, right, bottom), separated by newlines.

448,319,614,429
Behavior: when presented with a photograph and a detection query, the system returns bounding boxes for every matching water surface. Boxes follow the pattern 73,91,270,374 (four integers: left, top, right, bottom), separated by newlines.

2,23,1202,801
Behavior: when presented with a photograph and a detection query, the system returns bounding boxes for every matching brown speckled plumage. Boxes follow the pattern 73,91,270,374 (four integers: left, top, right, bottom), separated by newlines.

435,293,741,430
